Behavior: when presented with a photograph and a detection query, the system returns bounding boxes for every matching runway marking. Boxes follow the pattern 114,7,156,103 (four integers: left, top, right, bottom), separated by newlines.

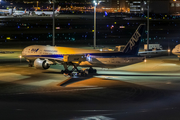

166,82,172,85
159,63,177,66
97,71,180,76
24,79,60,86
72,115,115,120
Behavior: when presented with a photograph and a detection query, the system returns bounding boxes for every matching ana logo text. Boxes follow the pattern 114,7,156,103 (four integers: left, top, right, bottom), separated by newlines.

31,48,39,52
129,31,141,50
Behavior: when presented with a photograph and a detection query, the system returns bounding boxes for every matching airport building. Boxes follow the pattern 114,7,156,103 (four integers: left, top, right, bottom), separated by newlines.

97,0,129,12
169,0,180,14
148,0,180,14
1,0,180,14
98,0,180,14
97,0,145,13
129,0,142,13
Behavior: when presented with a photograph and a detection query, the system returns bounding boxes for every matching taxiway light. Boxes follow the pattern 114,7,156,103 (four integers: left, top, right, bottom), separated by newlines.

6,37,10,40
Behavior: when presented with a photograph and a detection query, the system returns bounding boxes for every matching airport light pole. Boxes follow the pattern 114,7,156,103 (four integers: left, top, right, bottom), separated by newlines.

93,0,97,49
93,0,101,49
52,0,55,46
147,0,149,51
37,1,39,8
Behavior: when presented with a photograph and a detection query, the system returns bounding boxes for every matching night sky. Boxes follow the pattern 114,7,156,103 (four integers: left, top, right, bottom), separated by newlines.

5,0,92,3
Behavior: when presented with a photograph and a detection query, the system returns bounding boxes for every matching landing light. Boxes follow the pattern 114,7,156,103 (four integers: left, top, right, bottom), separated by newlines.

19,55,22,58
144,59,147,63
168,49,171,52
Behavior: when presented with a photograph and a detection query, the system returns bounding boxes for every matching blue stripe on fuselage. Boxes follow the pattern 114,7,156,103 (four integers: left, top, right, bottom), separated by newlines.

23,54,64,59
23,52,140,59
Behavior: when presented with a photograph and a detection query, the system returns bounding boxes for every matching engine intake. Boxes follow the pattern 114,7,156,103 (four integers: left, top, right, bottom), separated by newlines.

34,58,50,70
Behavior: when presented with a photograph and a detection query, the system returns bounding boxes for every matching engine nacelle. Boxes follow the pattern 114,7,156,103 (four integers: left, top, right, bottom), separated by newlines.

34,58,50,70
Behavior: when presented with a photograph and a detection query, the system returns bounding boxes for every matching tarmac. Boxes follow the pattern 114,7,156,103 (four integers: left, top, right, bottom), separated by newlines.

0,49,180,120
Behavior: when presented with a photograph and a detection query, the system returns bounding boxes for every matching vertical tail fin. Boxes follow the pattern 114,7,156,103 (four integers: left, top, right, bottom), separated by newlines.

123,24,145,55
55,7,61,13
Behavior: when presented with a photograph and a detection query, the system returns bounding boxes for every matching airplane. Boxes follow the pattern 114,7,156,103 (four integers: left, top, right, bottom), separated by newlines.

0,9,10,15
34,7,61,16
12,10,26,17
172,44,180,60
22,24,145,75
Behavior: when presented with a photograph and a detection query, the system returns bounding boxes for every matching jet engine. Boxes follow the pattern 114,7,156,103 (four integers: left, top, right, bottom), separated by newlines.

34,58,50,70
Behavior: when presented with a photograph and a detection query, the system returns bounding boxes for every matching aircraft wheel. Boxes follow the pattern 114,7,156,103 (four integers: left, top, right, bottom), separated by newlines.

68,73,74,77
87,69,97,74
61,70,64,74
80,71,87,76
28,64,33,67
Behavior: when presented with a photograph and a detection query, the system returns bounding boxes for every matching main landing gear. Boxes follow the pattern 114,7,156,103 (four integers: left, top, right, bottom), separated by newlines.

61,63,96,77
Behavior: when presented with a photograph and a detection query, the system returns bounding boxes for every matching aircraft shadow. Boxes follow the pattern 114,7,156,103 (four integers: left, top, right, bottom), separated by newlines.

96,74,169,77
59,75,94,87
43,71,94,87
43,71,62,74
57,72,173,87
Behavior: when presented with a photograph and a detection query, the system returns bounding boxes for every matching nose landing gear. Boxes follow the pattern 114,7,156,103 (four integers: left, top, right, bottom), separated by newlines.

28,60,34,67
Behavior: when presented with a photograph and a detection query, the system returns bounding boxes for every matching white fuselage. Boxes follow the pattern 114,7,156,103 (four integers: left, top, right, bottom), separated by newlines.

34,11,58,15
172,44,180,57
12,10,25,16
22,45,144,68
